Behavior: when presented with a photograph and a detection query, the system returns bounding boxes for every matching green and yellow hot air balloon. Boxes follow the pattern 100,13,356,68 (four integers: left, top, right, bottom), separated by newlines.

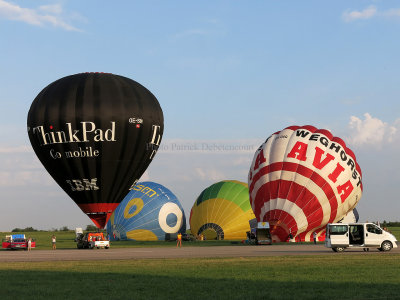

189,180,255,240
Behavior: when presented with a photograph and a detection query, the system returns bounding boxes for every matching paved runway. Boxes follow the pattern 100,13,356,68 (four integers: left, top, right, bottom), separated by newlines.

1,244,399,262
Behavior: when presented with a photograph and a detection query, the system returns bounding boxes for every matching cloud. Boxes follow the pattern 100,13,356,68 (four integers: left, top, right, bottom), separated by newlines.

39,4,63,15
342,5,377,22
0,145,54,187
342,5,400,22
0,170,52,187
347,113,399,147
0,145,32,153
0,0,81,31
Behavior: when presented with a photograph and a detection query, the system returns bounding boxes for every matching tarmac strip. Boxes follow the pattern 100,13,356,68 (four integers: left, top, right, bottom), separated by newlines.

0,244,399,262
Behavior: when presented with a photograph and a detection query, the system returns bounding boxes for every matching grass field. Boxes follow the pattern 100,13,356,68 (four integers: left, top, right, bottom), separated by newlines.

0,255,399,299
2,229,399,299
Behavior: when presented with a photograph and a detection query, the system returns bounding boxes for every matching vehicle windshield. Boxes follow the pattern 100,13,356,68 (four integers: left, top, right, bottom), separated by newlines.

13,238,26,242
366,224,382,234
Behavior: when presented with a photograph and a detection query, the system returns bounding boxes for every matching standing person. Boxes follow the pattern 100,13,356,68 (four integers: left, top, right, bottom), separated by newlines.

313,232,317,244
288,230,293,242
51,235,56,250
27,237,32,251
177,232,182,248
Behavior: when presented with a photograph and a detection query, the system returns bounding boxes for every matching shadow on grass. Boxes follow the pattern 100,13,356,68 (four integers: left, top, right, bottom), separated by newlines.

0,269,398,300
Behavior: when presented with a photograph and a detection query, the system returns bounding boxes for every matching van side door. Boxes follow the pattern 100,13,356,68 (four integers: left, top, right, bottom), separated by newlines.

328,224,349,247
365,224,383,246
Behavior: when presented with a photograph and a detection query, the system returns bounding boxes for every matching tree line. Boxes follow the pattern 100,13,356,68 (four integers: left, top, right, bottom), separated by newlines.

381,221,400,227
11,225,99,232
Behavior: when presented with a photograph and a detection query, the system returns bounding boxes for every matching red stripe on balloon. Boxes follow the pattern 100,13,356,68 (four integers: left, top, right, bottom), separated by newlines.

253,180,324,234
250,162,338,223
295,225,327,242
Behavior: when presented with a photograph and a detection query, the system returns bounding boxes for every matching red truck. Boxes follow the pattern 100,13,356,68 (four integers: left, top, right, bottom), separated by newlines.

2,234,36,250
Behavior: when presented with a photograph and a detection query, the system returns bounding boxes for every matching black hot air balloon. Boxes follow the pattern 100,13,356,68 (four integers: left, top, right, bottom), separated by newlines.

27,73,163,228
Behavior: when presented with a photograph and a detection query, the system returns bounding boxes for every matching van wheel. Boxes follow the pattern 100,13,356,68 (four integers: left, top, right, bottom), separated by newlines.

334,247,345,252
380,241,392,252
332,248,338,252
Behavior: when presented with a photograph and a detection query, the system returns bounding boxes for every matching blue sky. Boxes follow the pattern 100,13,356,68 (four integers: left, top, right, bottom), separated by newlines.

0,1,399,230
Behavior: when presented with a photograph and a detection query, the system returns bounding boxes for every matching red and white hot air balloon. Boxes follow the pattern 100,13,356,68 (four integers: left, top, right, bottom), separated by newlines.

248,125,362,242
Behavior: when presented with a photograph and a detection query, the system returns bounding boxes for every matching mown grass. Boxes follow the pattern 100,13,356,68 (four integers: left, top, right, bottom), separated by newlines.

0,255,399,299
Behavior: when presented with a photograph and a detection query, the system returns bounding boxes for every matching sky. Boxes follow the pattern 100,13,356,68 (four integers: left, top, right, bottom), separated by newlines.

0,0,399,231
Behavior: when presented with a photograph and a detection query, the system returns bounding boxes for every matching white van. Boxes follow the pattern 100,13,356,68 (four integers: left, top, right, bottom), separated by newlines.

325,223,398,252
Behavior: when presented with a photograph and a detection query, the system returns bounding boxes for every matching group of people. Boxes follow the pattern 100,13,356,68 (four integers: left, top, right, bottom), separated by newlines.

26,235,56,251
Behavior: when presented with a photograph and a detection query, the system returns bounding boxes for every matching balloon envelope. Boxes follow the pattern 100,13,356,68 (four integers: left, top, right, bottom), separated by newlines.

190,180,255,240
248,125,362,242
27,73,163,228
339,208,359,223
106,182,186,241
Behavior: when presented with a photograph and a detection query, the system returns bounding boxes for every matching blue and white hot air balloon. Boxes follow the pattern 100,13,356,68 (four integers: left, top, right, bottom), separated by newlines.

106,182,186,241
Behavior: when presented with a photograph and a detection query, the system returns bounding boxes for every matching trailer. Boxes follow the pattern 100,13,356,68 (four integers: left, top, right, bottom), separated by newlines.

255,222,272,245
247,221,272,245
